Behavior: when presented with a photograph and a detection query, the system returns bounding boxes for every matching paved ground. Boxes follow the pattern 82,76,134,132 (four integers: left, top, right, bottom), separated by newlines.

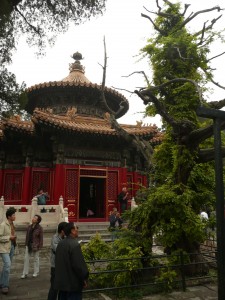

0,245,218,300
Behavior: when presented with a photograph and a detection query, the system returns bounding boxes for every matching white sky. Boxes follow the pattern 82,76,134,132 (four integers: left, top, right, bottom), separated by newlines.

8,0,225,127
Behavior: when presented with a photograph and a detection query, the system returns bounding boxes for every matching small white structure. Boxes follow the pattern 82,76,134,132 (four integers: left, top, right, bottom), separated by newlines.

131,197,138,211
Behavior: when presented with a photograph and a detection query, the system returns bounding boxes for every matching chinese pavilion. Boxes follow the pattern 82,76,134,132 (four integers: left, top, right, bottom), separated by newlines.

0,52,161,222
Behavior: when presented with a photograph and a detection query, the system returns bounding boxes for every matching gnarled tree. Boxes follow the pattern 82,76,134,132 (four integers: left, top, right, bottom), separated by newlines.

128,0,225,268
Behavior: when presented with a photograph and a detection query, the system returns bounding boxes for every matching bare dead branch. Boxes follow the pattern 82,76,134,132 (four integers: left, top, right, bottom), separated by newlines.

143,6,173,18
134,89,177,128
99,37,114,115
194,15,222,37
111,87,134,94
174,47,193,60
207,51,225,63
179,6,223,29
102,36,107,89
181,4,191,16
141,13,165,35
122,71,151,86
201,68,225,90
197,21,207,46
98,62,104,68
163,0,174,8
210,78,225,90
156,0,161,11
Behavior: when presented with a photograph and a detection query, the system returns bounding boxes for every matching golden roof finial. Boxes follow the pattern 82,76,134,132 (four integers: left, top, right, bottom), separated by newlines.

62,51,90,83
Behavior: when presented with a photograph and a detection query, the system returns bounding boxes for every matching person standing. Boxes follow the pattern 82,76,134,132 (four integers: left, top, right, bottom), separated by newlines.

118,187,129,213
0,207,17,295
21,214,43,278
47,222,67,300
36,189,49,205
54,222,89,300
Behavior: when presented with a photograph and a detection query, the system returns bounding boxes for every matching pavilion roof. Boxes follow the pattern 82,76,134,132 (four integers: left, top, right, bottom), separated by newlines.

0,109,162,143
25,52,129,119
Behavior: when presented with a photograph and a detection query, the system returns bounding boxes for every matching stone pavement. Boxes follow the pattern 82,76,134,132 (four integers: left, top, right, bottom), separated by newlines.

0,245,218,300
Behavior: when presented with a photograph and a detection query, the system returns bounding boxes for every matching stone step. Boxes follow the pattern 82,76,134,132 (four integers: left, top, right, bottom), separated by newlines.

15,221,111,247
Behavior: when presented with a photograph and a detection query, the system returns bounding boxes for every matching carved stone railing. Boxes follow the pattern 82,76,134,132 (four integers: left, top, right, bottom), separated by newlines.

0,195,68,226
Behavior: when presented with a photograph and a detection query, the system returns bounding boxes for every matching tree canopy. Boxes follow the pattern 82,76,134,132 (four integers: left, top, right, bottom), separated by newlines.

0,0,106,117
128,0,225,257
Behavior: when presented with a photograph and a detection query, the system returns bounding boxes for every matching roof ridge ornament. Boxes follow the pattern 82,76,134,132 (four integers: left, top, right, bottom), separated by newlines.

69,51,85,74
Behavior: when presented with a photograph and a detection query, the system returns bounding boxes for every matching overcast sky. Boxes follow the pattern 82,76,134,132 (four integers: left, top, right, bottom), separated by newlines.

8,0,225,126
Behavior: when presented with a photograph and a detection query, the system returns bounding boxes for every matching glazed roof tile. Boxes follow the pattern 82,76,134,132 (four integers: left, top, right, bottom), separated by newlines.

2,116,34,134
0,111,162,144
26,80,127,102
31,109,158,137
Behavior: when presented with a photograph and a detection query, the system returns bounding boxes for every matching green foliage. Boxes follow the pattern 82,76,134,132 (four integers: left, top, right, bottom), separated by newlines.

82,231,146,295
156,268,177,292
127,1,225,258
82,233,111,261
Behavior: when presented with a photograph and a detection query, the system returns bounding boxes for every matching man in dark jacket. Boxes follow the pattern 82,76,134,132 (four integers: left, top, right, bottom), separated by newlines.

54,222,89,300
118,187,129,213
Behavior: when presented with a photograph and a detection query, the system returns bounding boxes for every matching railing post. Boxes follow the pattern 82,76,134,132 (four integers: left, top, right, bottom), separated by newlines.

30,197,38,222
180,251,186,292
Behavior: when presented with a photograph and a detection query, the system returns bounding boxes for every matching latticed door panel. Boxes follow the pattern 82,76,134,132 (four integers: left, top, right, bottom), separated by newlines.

65,169,79,221
65,169,79,201
31,170,51,198
107,171,118,214
3,172,23,202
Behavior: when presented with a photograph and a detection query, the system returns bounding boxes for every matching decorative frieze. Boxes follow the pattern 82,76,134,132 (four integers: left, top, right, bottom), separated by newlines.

65,148,121,160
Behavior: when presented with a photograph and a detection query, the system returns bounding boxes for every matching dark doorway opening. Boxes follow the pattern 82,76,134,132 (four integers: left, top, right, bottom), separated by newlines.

79,177,105,219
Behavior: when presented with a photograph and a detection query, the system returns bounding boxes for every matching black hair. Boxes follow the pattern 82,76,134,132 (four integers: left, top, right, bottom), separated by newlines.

57,222,67,233
64,222,77,236
6,207,16,219
34,214,42,224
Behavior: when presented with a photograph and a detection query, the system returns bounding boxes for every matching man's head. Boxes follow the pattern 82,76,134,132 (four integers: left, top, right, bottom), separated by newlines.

64,222,79,238
32,214,42,224
112,207,117,215
6,207,16,221
122,187,127,193
57,222,67,237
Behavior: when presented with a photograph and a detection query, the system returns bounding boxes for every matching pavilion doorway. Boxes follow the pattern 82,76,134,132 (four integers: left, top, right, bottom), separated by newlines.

79,177,105,219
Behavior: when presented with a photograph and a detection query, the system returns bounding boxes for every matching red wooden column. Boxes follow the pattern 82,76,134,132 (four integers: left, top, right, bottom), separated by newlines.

117,167,128,213
21,166,32,204
53,164,64,204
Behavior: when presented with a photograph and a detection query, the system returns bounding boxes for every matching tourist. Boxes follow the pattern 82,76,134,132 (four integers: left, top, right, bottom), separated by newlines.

54,222,89,300
47,221,67,300
109,208,123,230
0,207,17,295
118,187,129,213
21,214,43,279
36,189,49,205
